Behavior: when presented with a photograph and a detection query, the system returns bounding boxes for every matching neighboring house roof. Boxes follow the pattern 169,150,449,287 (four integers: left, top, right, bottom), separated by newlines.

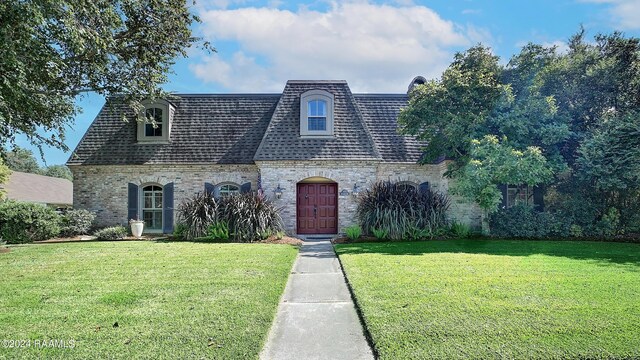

67,80,429,166
1,171,73,206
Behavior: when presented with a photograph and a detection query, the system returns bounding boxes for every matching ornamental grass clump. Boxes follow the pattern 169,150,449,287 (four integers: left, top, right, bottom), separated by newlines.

217,193,284,243
177,192,284,242
177,192,219,240
357,181,451,240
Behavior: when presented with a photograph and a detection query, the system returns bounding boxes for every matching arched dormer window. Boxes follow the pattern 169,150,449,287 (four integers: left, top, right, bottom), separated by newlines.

137,100,173,143
300,90,334,137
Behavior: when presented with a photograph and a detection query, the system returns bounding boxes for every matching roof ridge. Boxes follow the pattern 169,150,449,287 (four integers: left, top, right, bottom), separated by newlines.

346,87,382,160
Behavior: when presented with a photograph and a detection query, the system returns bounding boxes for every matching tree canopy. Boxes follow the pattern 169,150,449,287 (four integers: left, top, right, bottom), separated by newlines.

399,30,640,235
0,0,211,152
3,146,73,180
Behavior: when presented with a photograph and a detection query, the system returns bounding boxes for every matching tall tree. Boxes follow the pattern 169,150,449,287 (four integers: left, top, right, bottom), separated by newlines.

43,165,73,181
0,0,212,152
4,147,42,174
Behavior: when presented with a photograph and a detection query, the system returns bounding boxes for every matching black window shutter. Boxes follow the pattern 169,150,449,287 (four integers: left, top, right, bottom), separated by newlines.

240,182,252,193
418,182,430,194
127,183,139,221
498,184,508,209
204,182,215,195
533,185,545,212
213,184,221,199
163,182,174,233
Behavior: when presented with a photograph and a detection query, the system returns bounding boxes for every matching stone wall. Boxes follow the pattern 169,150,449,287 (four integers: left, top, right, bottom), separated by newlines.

70,164,258,228
71,161,482,233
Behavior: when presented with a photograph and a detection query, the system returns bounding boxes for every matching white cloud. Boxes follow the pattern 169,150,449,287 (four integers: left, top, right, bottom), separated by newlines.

190,2,489,92
580,0,640,30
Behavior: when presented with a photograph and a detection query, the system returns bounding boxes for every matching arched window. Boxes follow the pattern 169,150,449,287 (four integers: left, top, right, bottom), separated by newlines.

300,90,334,136
142,185,163,230
219,183,240,197
397,182,417,191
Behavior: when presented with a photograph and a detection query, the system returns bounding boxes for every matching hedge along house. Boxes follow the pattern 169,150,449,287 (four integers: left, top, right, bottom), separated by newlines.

68,78,483,235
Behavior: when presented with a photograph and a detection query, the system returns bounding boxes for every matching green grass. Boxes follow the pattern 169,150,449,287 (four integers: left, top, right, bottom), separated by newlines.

335,240,640,359
0,241,298,359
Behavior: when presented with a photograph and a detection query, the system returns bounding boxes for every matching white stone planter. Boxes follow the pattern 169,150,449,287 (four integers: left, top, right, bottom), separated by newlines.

129,220,144,238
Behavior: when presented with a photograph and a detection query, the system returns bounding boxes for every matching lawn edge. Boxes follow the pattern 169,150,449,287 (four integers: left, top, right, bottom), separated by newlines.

333,245,380,360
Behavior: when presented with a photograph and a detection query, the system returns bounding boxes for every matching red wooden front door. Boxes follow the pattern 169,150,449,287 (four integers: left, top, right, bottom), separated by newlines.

296,183,338,234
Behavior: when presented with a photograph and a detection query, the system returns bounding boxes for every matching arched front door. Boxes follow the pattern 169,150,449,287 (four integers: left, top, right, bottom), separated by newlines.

296,181,338,234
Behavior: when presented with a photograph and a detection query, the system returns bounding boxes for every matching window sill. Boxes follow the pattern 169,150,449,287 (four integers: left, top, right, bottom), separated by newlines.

136,140,170,145
300,135,335,139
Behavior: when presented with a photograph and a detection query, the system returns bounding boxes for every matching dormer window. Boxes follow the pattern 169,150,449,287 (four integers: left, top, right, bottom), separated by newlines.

138,100,173,143
144,108,164,137
300,90,334,137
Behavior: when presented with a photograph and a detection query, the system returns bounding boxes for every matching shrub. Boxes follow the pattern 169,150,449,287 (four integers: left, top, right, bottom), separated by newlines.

177,192,218,240
94,226,127,240
217,193,284,243
275,231,285,240
357,181,451,240
173,222,187,239
61,209,96,236
345,225,362,241
207,221,230,242
489,204,569,239
371,228,388,240
450,221,471,238
0,201,61,243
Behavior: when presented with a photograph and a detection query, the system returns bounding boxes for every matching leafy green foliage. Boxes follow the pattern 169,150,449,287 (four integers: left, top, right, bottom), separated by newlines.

2,146,72,180
172,222,187,239
43,164,73,181
177,192,283,243
449,222,471,238
93,226,127,241
345,225,362,241
489,204,568,239
357,181,450,240
0,158,10,199
3,146,41,174
371,228,388,240
0,0,212,152
0,201,61,243
207,222,230,242
400,31,640,236
451,135,553,212
61,209,96,236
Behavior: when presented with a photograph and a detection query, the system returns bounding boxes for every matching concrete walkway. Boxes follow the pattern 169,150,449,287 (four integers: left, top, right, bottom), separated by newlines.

260,237,374,360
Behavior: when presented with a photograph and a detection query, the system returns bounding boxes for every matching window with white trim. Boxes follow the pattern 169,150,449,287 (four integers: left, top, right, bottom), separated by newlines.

142,185,163,231
300,90,334,137
219,183,240,197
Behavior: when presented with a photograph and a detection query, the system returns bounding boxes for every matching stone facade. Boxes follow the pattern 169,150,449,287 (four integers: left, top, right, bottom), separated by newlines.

71,161,482,233
70,164,258,228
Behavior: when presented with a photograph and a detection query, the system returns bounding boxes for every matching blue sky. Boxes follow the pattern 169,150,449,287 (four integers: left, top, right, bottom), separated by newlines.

19,0,640,165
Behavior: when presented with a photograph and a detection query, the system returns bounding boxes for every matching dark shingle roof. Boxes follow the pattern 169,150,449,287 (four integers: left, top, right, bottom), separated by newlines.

67,94,279,165
68,81,430,166
253,80,380,161
353,94,427,163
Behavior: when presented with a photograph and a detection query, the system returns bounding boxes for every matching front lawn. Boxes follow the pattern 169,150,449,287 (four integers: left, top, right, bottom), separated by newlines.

335,240,640,359
0,241,297,359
